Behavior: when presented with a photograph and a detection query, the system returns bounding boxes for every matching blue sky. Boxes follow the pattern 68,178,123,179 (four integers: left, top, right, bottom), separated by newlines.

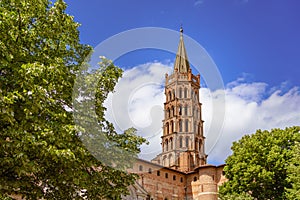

65,0,300,164
65,0,300,86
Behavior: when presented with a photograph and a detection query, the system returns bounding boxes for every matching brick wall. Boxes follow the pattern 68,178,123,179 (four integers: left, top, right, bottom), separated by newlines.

127,159,226,200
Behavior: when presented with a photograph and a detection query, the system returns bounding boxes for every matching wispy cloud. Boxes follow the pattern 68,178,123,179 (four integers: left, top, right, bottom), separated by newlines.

105,62,300,164
238,0,249,4
194,0,204,6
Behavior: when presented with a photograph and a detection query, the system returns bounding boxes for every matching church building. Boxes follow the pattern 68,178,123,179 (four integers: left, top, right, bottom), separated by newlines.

124,28,226,200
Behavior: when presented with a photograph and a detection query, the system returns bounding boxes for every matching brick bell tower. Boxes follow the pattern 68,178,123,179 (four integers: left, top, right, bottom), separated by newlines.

152,28,207,172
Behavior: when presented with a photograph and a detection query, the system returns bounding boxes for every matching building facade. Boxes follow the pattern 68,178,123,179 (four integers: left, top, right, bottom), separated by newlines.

124,28,226,200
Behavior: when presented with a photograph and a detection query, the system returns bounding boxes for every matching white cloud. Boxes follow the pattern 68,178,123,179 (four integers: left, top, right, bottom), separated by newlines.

207,83,300,164
104,62,300,165
104,62,172,159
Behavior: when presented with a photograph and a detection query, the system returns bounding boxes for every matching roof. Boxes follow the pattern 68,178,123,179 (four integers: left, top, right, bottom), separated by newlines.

135,158,225,174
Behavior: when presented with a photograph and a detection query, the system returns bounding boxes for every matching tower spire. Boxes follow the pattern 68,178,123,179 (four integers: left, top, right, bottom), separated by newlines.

174,27,190,73
151,26,207,171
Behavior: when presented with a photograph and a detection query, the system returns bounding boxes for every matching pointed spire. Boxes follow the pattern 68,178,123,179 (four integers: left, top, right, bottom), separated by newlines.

174,26,190,73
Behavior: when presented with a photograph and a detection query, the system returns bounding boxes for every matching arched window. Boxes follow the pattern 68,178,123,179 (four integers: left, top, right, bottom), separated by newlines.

139,165,143,171
185,119,189,132
168,154,173,166
186,137,189,148
179,136,183,148
184,105,188,116
166,139,168,151
199,140,202,152
165,122,169,135
184,88,188,98
179,88,182,98
170,106,174,117
169,137,173,150
163,156,167,166
178,105,182,115
172,89,175,99
166,108,170,118
168,91,172,101
198,123,202,135
195,138,199,151
179,120,183,132
170,120,174,133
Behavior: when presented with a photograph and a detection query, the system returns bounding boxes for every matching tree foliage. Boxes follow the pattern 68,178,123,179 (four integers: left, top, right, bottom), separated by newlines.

219,192,254,200
0,0,145,199
285,141,300,199
219,126,300,200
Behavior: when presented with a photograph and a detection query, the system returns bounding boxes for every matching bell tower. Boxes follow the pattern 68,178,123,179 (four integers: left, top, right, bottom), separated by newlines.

152,28,207,172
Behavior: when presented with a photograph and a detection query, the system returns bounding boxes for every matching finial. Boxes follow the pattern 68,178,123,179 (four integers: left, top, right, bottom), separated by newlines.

180,25,183,33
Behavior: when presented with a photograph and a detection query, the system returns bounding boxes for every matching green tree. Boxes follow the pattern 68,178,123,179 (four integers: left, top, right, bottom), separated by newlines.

0,193,12,200
0,0,145,199
219,192,254,200
285,142,300,199
219,126,300,200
